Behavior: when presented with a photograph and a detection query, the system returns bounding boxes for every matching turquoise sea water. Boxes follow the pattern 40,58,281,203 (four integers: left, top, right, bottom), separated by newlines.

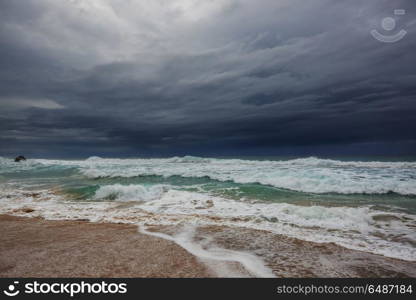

1,156,415,211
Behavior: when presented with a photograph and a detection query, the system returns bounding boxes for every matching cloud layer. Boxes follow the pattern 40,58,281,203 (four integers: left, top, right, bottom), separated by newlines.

1,0,415,157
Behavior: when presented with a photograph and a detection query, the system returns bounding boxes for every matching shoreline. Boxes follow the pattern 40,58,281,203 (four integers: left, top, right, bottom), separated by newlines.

1,214,415,278
0,214,212,278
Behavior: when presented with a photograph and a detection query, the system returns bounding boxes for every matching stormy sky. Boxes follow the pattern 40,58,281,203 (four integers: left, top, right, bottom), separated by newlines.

0,0,415,158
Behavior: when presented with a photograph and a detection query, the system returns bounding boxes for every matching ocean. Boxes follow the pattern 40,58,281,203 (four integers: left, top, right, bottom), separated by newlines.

1,155,415,272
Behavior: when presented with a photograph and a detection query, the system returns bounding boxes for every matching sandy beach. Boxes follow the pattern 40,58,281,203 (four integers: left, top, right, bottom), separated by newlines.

1,214,415,278
0,215,211,278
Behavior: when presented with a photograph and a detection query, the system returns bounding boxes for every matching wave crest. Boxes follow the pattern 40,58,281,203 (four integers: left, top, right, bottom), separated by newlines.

4,156,416,195
93,184,169,202
166,156,212,163
77,157,416,195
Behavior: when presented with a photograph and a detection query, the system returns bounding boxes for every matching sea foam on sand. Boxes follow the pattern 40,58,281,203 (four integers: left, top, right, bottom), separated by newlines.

1,186,415,262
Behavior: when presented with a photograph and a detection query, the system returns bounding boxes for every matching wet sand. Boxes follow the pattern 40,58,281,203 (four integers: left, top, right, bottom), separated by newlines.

1,214,415,278
0,215,212,277
195,226,416,278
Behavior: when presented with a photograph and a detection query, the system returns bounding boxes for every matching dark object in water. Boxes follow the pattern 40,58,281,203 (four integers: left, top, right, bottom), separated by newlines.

14,155,26,162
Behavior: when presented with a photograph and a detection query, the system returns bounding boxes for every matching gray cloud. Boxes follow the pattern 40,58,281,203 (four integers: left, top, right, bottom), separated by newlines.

0,0,415,157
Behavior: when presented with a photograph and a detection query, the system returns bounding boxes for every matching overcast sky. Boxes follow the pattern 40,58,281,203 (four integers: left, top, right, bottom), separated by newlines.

0,0,415,158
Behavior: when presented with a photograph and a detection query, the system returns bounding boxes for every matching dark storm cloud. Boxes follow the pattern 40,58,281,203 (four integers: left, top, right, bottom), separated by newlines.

0,0,416,157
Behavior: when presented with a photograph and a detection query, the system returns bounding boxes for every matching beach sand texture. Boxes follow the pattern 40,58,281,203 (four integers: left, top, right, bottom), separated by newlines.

0,215,211,277
1,215,415,278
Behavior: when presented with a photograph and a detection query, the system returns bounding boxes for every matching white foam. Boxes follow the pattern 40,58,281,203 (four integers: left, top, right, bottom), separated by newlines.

93,184,169,202
0,157,43,173
1,184,415,261
31,156,416,195
166,156,213,163
137,189,416,258
139,225,275,278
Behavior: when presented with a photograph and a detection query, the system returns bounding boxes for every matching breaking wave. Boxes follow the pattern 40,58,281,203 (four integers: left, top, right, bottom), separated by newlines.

70,156,416,195
93,184,169,202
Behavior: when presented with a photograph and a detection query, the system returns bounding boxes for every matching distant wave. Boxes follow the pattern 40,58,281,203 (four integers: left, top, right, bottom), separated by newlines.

3,156,416,195
77,156,416,195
